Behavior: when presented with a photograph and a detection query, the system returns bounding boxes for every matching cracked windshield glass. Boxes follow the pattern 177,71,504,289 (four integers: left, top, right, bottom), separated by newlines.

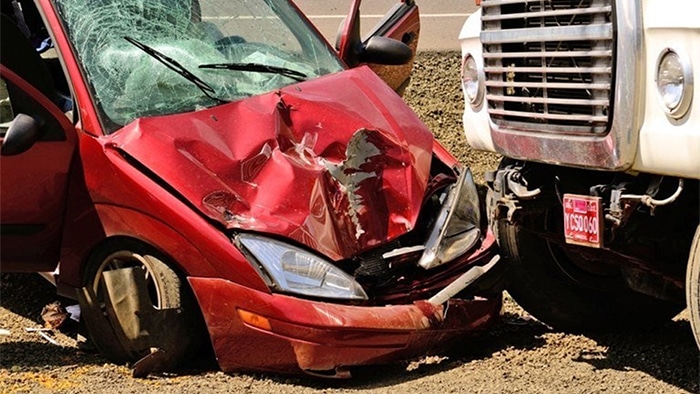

54,0,344,131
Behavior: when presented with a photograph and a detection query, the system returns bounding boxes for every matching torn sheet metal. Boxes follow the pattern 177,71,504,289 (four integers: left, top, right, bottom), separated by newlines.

111,67,434,260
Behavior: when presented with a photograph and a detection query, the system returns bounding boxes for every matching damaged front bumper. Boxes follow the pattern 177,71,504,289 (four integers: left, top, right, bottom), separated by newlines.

188,255,502,377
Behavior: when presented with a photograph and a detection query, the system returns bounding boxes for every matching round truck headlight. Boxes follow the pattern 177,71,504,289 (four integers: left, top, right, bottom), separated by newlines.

655,49,693,119
462,54,484,108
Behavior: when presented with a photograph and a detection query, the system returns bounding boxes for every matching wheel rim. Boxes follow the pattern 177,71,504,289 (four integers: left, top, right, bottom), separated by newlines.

92,250,163,310
687,225,700,349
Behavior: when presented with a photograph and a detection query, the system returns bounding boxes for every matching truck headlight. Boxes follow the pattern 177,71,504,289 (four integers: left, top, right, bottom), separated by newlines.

237,234,368,300
655,48,693,119
462,53,484,109
419,169,481,269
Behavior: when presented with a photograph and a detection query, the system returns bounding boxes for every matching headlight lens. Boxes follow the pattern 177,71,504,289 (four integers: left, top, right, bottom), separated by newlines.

655,49,693,118
238,234,368,300
419,169,481,269
462,54,483,106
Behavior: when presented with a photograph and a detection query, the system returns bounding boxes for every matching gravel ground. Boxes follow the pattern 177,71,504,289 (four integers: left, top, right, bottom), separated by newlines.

1,52,699,394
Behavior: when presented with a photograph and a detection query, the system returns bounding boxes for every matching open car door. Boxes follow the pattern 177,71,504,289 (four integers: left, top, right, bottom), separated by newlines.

0,13,76,273
338,0,420,95
0,66,76,272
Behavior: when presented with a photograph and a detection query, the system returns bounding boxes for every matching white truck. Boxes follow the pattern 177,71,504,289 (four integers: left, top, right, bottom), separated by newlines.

458,0,700,346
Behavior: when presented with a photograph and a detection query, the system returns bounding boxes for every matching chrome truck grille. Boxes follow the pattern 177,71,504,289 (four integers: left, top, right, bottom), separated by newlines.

480,0,614,135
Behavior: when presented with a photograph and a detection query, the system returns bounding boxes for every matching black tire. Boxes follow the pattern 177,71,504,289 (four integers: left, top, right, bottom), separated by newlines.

78,239,204,371
500,201,683,332
686,225,700,349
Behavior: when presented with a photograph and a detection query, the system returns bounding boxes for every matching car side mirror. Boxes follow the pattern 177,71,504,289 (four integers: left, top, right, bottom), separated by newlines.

1,113,41,156
358,36,412,66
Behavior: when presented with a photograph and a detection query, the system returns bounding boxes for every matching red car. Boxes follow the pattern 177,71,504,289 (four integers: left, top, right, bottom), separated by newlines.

0,0,503,378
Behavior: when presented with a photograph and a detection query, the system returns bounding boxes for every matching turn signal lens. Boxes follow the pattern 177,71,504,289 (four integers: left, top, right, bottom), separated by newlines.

237,309,272,331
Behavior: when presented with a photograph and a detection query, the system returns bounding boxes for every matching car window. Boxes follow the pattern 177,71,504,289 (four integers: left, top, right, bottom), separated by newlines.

0,80,13,134
54,0,345,132
0,77,66,141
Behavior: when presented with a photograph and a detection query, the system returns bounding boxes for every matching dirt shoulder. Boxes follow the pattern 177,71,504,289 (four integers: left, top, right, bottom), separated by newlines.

1,52,698,394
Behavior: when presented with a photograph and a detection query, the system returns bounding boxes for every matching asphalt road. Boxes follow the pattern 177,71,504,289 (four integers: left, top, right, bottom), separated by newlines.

293,0,478,51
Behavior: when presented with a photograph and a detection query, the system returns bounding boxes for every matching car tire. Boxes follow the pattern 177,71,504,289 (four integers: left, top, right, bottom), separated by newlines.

686,225,700,349
77,239,204,371
499,200,683,332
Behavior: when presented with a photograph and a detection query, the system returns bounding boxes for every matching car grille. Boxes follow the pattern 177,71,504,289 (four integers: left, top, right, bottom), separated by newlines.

480,0,614,135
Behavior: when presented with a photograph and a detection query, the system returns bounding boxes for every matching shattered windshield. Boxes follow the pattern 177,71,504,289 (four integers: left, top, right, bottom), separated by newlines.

53,0,344,131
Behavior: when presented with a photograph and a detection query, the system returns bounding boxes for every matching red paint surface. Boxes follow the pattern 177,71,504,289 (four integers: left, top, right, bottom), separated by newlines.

110,67,434,260
1,0,504,375
189,275,501,374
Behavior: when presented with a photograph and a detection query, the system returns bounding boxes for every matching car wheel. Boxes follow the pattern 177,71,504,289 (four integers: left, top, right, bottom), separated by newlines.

686,225,700,349
78,239,204,372
499,200,683,332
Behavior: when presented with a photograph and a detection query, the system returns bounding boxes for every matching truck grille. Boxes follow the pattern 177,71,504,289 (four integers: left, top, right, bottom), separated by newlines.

480,0,614,134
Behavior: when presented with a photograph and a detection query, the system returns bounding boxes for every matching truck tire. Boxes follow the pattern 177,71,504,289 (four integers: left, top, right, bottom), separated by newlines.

686,225,700,349
77,239,204,372
499,204,683,332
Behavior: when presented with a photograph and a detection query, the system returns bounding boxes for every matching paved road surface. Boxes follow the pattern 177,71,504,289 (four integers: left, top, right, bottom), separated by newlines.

293,0,479,51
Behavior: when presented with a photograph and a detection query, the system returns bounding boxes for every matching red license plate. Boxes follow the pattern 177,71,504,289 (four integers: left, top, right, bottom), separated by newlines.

563,194,603,248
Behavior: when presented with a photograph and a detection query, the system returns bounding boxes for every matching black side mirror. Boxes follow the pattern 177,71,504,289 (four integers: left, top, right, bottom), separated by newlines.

358,36,412,66
1,113,41,156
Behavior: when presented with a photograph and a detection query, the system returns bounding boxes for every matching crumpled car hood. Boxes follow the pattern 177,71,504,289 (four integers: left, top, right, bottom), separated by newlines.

111,67,435,260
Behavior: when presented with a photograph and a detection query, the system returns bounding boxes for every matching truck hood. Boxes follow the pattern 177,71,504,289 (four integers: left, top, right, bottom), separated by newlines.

111,67,435,260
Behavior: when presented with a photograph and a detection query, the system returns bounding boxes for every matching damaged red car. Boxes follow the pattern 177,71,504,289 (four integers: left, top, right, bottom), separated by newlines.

0,0,503,377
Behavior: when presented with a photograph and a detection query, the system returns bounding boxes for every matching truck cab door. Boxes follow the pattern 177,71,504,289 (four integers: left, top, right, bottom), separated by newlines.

338,0,420,95
0,34,77,273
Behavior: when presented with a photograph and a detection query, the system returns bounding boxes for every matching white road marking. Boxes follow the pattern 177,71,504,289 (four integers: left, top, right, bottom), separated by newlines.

306,13,472,19
204,13,472,20
201,15,393,20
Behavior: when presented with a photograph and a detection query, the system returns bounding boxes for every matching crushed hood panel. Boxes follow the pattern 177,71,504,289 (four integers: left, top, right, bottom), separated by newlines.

111,67,434,260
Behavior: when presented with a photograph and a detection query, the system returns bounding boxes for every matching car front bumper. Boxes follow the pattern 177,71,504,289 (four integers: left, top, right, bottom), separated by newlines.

188,255,502,377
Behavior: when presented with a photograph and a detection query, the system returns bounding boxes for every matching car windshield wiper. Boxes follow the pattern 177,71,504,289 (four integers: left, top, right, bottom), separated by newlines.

124,36,228,104
198,62,307,83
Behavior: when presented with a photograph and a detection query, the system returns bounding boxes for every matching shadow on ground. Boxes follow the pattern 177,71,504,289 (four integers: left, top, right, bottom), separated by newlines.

249,312,550,390
579,320,699,393
2,272,698,393
1,273,106,369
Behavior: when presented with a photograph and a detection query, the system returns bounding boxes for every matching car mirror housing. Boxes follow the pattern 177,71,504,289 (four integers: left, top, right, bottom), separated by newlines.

1,113,41,156
358,36,412,66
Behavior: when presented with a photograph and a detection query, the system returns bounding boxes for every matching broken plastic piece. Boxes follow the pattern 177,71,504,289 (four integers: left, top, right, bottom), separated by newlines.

132,348,168,378
428,255,500,305
25,327,60,345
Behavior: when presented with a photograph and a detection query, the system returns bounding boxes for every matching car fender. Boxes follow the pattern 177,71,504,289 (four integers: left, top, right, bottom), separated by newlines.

57,203,269,296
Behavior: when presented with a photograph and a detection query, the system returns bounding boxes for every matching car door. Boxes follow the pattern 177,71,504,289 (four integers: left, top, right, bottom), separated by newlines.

0,64,76,272
338,0,420,95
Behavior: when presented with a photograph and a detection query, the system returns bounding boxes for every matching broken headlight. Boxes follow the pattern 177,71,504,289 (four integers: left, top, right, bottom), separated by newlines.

418,168,481,269
237,234,368,300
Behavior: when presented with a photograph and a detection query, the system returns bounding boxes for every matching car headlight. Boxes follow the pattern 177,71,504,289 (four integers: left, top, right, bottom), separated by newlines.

655,48,693,119
461,53,484,108
418,168,481,270
237,234,368,300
